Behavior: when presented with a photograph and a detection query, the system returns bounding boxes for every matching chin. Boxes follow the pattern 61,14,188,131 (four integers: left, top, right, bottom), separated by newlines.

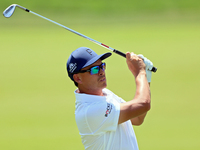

102,82,107,89
98,79,107,89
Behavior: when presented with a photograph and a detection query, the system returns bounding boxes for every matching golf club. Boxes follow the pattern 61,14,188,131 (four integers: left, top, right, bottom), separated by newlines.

3,4,157,72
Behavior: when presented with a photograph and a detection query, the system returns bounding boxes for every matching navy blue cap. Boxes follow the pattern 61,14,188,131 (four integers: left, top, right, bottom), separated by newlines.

67,47,112,81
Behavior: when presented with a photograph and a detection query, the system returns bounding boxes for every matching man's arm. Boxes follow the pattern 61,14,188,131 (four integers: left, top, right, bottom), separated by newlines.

118,52,151,124
130,113,147,125
131,83,150,125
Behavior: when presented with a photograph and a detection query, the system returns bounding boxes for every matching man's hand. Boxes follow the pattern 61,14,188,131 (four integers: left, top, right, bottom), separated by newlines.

126,52,146,77
138,54,153,83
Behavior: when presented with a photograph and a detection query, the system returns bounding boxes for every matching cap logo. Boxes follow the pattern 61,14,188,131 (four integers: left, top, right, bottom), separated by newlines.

69,63,77,73
86,49,92,55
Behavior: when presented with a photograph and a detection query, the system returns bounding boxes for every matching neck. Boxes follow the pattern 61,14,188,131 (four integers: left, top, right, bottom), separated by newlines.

77,88,104,96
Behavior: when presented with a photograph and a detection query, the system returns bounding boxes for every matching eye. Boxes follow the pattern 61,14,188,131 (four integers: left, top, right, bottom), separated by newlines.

90,66,99,75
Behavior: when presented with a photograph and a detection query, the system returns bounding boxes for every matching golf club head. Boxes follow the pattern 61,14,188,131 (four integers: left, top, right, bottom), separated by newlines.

3,4,17,18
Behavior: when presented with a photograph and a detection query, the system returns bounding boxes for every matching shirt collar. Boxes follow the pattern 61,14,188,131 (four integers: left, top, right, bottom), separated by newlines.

74,89,107,103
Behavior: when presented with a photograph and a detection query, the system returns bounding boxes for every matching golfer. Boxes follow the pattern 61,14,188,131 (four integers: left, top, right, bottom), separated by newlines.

66,47,153,150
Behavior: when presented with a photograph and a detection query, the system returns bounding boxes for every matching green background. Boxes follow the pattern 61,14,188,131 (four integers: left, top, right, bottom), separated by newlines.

0,0,199,150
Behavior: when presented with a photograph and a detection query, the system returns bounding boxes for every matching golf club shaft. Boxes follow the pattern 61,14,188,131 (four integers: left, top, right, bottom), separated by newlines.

4,4,157,72
30,10,127,58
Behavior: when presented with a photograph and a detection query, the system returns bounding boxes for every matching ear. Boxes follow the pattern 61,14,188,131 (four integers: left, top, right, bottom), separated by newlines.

73,74,82,84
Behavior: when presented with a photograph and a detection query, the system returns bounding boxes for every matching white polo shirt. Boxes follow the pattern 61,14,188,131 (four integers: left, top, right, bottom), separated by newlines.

74,88,139,150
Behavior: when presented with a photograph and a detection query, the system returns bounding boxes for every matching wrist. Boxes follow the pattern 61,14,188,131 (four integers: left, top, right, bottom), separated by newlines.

135,71,146,81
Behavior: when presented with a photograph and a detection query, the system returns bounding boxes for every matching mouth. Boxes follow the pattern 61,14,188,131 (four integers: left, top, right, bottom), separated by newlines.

99,77,106,82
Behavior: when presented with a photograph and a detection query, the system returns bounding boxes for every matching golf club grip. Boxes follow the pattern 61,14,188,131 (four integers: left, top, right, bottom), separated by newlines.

113,49,157,72
113,49,126,57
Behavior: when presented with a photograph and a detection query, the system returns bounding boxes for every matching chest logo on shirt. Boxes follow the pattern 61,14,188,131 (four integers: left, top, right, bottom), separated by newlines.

105,103,112,117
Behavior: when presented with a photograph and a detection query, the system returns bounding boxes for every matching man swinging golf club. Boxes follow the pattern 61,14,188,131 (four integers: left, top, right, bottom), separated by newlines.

3,4,155,149
67,47,153,150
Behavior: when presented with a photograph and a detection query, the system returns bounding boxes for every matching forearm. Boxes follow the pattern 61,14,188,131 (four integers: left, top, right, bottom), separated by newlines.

131,113,147,125
131,82,151,125
134,71,151,105
138,112,147,121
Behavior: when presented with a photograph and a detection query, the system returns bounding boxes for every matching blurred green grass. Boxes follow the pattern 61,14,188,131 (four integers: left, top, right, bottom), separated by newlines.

0,3,200,150
1,0,200,15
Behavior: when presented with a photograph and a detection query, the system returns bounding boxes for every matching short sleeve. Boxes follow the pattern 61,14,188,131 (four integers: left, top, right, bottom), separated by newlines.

85,100,120,134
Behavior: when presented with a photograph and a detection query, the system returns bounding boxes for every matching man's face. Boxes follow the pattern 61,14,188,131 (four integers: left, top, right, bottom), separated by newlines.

76,59,107,94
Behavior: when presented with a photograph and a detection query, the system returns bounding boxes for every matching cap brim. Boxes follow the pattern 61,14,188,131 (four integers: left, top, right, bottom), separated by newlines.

82,52,112,68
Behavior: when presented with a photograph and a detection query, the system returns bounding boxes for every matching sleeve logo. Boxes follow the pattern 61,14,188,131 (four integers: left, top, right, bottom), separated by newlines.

105,103,112,117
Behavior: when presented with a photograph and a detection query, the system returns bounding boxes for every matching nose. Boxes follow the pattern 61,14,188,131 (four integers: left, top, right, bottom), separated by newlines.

98,67,105,76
